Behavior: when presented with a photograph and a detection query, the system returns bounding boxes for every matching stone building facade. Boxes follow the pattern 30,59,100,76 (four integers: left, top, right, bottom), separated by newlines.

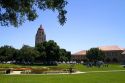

72,45,125,63
99,46,124,62
35,25,46,45
72,50,87,61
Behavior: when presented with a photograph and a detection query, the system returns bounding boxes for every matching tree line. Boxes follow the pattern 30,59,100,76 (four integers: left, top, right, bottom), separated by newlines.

0,40,71,65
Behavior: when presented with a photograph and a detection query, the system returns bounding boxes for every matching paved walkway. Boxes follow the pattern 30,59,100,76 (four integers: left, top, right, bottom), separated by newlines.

45,70,125,75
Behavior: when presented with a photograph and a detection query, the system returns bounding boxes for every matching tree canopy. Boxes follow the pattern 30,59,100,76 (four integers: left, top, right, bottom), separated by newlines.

0,45,16,62
0,0,67,27
19,45,40,64
0,40,71,64
35,40,71,63
86,48,105,62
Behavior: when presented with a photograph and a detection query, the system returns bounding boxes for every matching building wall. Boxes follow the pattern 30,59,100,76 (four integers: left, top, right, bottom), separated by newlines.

104,50,123,62
35,26,46,45
72,50,125,63
71,55,86,61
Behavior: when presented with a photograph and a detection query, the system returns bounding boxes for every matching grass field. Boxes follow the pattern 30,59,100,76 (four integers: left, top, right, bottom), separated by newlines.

0,72,125,83
0,64,125,83
0,63,124,71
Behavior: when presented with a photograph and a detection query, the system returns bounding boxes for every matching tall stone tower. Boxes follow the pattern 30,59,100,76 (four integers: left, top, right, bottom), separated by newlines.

35,25,46,45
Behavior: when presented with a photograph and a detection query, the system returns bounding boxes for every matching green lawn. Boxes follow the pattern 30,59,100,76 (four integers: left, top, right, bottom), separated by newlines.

0,72,125,83
74,64,125,71
58,64,125,71
0,63,125,71
0,64,125,83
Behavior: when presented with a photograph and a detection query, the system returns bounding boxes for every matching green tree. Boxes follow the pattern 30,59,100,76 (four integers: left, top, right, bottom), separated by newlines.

35,40,71,64
0,0,67,27
0,45,16,62
12,49,21,63
86,48,105,62
59,49,71,62
19,45,39,64
35,42,47,62
45,40,60,62
67,51,71,61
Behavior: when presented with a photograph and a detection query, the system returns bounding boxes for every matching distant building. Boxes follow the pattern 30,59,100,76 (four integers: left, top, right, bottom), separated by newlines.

72,50,87,61
35,25,46,45
72,45,125,63
99,45,125,62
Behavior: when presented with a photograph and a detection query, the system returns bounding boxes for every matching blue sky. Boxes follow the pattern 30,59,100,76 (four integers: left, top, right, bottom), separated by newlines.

0,0,125,53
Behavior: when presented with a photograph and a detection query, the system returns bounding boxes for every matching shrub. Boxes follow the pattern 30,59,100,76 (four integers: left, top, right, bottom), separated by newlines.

31,68,48,74
48,67,63,71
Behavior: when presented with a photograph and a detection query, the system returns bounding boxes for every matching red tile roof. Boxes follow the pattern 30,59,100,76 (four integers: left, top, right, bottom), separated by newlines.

73,50,86,55
73,45,124,56
99,45,124,51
